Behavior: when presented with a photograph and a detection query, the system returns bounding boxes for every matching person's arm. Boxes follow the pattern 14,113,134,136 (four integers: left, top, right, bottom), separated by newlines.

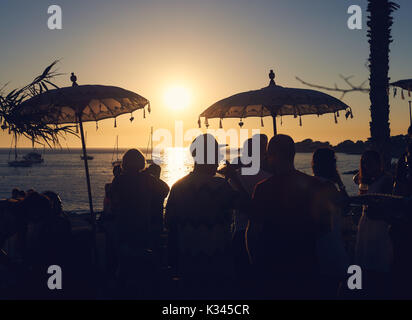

222,168,253,213
165,187,178,270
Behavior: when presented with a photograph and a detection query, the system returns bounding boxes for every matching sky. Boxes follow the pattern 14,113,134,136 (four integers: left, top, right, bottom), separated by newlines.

1,0,412,149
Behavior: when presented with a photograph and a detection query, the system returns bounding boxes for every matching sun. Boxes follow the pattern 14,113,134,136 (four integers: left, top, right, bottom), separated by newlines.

164,86,191,110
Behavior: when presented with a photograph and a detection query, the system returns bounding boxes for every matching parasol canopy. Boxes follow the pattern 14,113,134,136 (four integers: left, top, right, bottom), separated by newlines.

17,75,150,226
200,70,352,134
18,84,150,125
390,79,412,125
391,79,412,92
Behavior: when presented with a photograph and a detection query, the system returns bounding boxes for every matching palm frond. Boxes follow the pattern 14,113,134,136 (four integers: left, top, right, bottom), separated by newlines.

0,60,76,147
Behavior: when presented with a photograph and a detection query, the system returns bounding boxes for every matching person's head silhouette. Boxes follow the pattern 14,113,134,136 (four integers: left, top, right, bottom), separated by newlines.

113,165,122,177
190,134,223,175
312,148,337,181
267,134,295,174
122,149,146,172
146,163,161,179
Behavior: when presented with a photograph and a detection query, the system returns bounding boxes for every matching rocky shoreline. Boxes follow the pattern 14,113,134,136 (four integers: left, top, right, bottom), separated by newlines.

295,135,409,158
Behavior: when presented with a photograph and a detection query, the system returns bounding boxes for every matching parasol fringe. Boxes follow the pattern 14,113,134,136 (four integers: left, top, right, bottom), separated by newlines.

281,115,283,126
205,118,209,128
114,118,117,128
96,121,98,131
402,90,405,100
394,88,397,98
239,119,244,128
219,119,223,129
334,113,338,124
198,117,201,128
130,112,134,122
143,108,146,119
261,117,264,127
299,116,302,127
148,102,151,114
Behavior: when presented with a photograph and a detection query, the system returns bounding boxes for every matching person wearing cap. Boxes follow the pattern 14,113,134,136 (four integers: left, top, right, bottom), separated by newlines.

246,134,339,299
110,148,169,296
165,134,239,298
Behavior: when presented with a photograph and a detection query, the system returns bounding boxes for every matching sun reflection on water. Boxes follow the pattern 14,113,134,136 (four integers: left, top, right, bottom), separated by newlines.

160,147,193,188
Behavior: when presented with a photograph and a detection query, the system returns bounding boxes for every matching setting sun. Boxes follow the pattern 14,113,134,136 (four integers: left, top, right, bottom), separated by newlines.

164,86,191,110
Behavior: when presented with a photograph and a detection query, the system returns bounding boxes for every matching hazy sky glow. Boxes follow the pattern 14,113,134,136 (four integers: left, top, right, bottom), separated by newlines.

1,0,412,148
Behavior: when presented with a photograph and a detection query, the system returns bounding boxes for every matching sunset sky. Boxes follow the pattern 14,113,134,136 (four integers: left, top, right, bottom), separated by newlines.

1,0,412,149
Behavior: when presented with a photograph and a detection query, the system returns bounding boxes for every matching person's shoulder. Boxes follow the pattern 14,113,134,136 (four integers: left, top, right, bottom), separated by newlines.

295,170,326,185
170,173,192,191
253,175,275,192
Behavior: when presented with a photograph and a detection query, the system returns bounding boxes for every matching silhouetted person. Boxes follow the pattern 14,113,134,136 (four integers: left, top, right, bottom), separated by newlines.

143,164,170,254
246,135,337,299
165,134,239,298
101,165,122,279
392,136,412,298
355,150,394,299
312,148,350,296
11,188,20,200
312,148,349,199
228,135,271,288
394,126,412,196
111,149,169,297
103,165,122,218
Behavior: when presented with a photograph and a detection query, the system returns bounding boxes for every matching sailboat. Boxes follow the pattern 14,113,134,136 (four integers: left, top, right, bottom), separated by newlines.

8,141,32,167
146,127,154,164
112,135,122,167
80,132,94,160
23,149,44,164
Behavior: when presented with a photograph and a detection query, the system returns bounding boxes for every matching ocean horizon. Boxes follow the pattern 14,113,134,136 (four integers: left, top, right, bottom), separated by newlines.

0,147,361,213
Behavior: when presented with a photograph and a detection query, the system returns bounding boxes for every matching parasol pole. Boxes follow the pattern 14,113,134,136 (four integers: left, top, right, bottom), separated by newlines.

409,101,412,126
77,113,96,229
271,113,277,135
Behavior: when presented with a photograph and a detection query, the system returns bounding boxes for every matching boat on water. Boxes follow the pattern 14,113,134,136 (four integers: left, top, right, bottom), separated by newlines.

8,159,33,167
81,155,94,160
111,135,122,167
23,151,44,164
7,142,35,167
146,126,154,164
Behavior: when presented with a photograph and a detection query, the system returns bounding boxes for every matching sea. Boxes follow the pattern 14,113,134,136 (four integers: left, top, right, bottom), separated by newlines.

0,148,361,213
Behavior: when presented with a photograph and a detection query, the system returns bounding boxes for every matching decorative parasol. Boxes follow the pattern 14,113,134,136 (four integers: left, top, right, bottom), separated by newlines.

390,79,412,125
17,74,150,225
199,70,353,134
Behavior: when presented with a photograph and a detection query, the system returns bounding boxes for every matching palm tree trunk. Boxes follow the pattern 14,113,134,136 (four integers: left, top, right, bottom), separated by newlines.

367,0,399,170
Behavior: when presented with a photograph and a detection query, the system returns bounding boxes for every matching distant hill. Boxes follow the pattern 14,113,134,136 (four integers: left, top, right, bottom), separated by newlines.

295,135,409,158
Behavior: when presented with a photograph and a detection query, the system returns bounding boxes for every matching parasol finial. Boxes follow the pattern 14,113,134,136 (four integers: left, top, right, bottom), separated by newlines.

269,69,276,86
70,72,78,87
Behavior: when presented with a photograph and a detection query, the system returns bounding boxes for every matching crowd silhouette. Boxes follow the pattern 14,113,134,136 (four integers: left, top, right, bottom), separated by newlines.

1,127,412,299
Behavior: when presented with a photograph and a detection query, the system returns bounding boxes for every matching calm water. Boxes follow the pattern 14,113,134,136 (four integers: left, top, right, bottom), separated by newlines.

0,148,361,212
